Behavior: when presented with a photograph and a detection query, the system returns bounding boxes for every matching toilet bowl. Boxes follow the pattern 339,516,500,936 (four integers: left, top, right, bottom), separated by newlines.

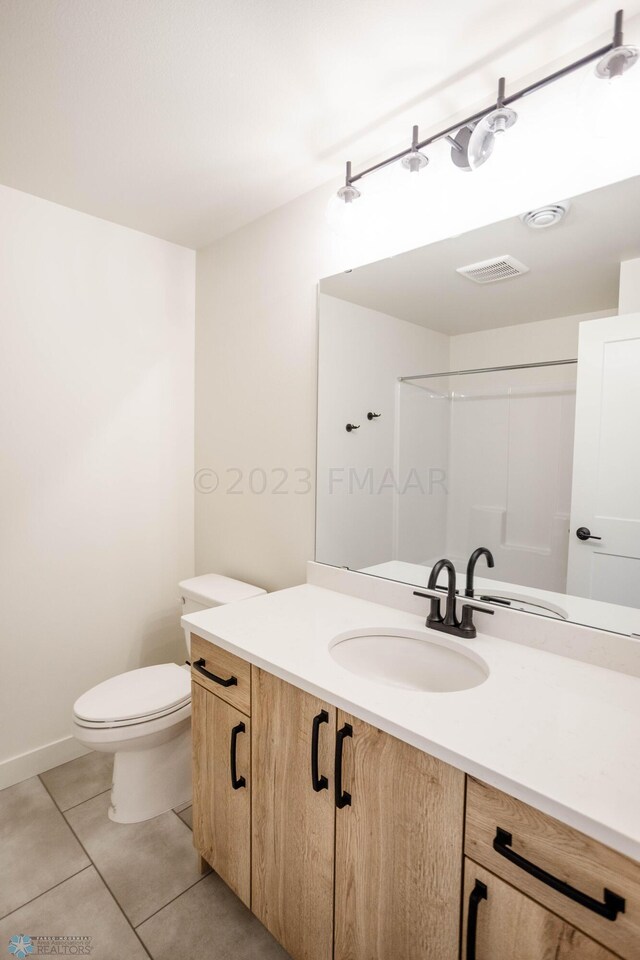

72,574,265,823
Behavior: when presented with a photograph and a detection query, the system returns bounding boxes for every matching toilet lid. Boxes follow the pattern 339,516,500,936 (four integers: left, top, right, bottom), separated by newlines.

73,663,191,724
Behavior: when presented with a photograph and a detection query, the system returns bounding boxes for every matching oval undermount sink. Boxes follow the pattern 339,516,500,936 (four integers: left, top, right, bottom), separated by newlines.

329,629,488,693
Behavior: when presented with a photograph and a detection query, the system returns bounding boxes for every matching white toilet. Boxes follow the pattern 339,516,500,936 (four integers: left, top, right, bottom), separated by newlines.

72,574,265,824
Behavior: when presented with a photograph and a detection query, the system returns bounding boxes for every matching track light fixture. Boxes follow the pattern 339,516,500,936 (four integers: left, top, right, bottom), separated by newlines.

335,9,637,203
401,126,429,173
467,78,518,170
596,9,638,79
336,161,361,204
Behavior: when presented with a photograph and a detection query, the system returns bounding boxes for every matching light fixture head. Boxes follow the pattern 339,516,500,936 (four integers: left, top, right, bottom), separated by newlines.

336,160,361,203
401,125,429,173
401,149,429,173
595,44,638,79
467,103,517,170
337,182,361,203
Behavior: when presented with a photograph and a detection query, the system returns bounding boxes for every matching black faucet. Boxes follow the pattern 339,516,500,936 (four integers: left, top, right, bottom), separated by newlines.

465,547,495,598
413,557,494,639
428,558,458,627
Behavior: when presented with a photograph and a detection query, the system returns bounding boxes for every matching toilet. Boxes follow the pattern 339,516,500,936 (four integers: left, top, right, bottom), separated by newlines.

72,574,265,824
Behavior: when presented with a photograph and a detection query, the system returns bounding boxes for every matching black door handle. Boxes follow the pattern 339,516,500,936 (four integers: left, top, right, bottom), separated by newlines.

493,828,625,920
230,722,246,789
466,879,487,960
335,723,352,808
311,710,329,792
194,658,238,687
576,526,602,541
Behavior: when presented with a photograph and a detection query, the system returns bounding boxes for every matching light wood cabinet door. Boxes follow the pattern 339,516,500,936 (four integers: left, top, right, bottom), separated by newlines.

463,860,620,960
251,668,336,960
466,778,640,958
192,680,251,907
334,711,465,960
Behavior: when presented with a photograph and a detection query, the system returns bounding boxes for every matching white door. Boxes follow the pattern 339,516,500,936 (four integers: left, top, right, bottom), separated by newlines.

567,314,640,608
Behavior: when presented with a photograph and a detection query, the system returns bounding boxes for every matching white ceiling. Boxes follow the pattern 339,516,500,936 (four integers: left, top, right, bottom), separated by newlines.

320,175,640,334
0,0,635,248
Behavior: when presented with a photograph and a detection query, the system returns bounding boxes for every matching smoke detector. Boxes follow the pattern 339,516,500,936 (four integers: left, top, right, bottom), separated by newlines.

520,201,570,229
456,255,530,285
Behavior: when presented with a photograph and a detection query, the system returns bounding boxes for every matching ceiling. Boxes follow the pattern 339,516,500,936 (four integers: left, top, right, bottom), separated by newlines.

0,0,633,248
320,175,640,334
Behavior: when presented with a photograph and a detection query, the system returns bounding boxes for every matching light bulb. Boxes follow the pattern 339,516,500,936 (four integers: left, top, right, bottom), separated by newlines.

582,44,640,138
467,105,518,170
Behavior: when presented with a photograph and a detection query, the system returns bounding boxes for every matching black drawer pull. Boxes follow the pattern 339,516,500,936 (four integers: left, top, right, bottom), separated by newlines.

335,723,352,809
194,658,237,687
311,710,329,792
230,722,246,790
493,827,625,921
466,879,487,960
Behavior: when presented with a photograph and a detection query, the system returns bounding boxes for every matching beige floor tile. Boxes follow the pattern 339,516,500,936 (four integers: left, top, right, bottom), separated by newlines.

65,792,206,927
40,752,113,811
138,872,290,959
176,805,192,829
0,778,89,919
0,867,149,959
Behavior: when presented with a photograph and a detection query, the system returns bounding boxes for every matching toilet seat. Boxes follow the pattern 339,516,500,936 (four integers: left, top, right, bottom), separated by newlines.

73,663,191,729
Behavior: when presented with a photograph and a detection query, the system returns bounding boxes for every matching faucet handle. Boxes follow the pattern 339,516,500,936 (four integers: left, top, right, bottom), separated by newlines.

413,588,443,625
459,602,495,638
413,588,445,601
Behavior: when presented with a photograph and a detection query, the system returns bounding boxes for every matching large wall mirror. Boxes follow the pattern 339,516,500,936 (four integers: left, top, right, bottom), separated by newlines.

316,174,640,637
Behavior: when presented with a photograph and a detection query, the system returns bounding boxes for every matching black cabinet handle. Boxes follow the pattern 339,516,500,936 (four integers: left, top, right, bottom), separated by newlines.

311,710,329,792
466,879,487,960
194,658,238,687
335,722,352,808
576,526,602,541
493,827,625,921
230,722,246,790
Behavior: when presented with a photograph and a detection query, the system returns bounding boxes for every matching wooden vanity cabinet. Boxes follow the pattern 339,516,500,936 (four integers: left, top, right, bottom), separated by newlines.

251,667,336,960
465,778,640,959
334,711,465,960
462,861,620,960
251,669,464,960
191,641,252,908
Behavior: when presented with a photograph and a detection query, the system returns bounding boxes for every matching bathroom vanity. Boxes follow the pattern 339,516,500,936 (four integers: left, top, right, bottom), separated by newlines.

184,570,640,960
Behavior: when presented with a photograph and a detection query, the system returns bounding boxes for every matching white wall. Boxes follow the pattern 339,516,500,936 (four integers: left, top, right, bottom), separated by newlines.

316,295,448,570
0,186,195,787
195,57,640,592
619,258,640,313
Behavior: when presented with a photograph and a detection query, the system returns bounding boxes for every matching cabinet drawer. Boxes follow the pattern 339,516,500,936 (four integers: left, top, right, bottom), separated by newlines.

463,859,619,960
465,777,640,959
190,634,251,715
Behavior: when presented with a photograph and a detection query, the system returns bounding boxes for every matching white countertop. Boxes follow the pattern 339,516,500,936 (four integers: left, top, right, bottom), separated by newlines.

183,583,640,862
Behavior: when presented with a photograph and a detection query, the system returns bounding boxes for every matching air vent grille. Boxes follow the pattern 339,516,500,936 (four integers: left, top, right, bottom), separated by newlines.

456,255,530,284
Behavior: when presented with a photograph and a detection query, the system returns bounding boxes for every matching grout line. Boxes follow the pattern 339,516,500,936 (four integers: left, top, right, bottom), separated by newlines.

0,866,92,923
38,776,154,960
59,787,112,815
135,873,210,930
171,807,193,830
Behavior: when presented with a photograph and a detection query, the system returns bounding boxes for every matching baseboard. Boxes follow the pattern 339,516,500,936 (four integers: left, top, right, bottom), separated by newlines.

0,736,91,791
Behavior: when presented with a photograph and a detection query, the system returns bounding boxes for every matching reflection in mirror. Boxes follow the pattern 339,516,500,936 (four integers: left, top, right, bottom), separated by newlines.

316,175,640,637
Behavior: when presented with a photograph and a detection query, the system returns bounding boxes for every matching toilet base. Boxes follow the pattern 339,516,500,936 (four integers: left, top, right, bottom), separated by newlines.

109,719,192,823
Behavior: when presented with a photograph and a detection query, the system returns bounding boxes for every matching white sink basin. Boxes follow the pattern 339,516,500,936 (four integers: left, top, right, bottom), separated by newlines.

329,629,488,692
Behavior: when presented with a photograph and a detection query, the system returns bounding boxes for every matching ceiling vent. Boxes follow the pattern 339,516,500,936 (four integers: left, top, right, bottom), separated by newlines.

456,255,530,285
520,201,570,229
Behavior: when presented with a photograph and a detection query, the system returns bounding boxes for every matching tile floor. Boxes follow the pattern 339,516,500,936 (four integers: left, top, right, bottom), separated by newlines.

0,752,289,959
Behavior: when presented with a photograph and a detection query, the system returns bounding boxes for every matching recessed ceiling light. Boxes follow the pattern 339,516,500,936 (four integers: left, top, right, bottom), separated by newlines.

520,202,570,229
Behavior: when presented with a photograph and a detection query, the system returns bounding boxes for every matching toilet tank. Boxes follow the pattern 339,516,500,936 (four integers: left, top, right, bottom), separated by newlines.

179,574,266,653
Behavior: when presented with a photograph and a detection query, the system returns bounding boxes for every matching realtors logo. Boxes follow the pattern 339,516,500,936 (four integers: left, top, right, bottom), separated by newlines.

8,937,33,959
7,937,92,956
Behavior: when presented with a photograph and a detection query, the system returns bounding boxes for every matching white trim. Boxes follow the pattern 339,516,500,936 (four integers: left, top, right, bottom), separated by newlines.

0,736,90,790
